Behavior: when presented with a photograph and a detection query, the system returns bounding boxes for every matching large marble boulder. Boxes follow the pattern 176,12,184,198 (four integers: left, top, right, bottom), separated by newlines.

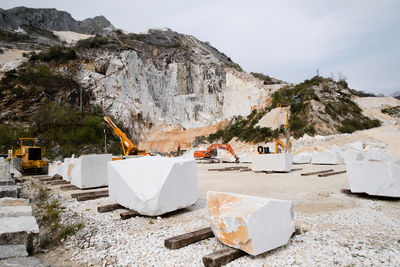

311,150,343,165
251,153,294,172
71,154,112,189
62,158,77,181
346,158,400,197
293,152,311,164
207,191,294,256
108,157,198,216
48,162,63,177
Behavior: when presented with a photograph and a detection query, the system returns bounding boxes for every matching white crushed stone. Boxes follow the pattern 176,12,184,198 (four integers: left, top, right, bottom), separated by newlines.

54,191,400,266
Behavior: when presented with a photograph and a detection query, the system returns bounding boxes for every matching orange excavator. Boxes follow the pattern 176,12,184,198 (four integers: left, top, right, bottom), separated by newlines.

194,144,239,163
103,116,150,156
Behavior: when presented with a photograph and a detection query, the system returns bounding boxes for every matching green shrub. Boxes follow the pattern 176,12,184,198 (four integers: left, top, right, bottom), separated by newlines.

76,36,109,49
30,46,77,63
0,29,29,42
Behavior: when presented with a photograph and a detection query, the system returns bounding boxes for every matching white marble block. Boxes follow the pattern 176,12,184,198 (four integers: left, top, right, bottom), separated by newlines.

311,150,343,165
251,153,294,172
108,157,198,216
346,158,400,197
48,162,63,177
293,152,311,164
207,191,294,256
71,154,112,189
62,158,77,181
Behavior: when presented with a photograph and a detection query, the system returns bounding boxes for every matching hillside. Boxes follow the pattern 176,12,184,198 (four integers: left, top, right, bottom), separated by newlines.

0,7,393,156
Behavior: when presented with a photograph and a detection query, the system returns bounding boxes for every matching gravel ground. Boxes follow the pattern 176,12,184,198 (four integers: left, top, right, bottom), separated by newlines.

48,190,400,267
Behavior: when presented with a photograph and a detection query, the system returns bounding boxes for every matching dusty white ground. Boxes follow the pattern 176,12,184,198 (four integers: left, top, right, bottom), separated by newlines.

53,31,93,45
31,161,400,267
0,48,29,72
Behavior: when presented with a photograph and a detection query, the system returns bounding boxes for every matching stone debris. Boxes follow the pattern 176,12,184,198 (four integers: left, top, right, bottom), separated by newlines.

0,245,28,260
108,157,198,216
293,152,311,164
207,191,294,256
0,206,32,218
71,154,112,189
251,153,294,172
346,156,400,197
0,185,21,198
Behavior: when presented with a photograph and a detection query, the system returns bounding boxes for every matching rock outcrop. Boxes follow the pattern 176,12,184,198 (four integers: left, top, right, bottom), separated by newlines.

0,7,114,34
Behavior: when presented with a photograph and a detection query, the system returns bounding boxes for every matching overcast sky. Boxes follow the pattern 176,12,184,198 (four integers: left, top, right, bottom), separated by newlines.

2,0,400,95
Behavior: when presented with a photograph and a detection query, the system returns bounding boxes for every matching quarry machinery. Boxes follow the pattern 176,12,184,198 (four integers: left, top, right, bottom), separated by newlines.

103,116,150,157
11,138,48,174
194,144,239,163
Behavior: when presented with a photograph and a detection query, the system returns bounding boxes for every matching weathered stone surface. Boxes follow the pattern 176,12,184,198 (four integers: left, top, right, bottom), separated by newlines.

0,245,28,260
9,165,21,178
0,256,45,267
0,158,12,180
293,152,311,164
0,185,21,198
0,198,28,207
0,216,39,253
108,157,198,216
343,150,364,165
207,191,294,256
346,158,400,197
251,153,294,172
71,154,112,189
0,206,32,218
311,150,343,165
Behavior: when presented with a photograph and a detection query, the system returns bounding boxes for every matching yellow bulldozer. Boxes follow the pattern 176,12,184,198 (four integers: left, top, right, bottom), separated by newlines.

10,138,48,174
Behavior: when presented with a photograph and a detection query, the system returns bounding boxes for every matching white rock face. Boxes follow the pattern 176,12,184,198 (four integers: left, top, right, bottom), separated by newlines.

238,152,252,163
311,150,344,165
293,152,311,164
346,158,400,197
251,153,294,172
207,191,294,256
343,150,364,165
0,158,12,180
78,49,284,140
108,157,198,216
71,154,112,189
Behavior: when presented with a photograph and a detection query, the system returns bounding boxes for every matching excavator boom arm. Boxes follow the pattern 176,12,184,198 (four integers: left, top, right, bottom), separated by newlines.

103,116,137,156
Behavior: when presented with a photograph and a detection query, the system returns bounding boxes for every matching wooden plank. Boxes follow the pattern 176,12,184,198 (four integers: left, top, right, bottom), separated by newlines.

76,193,109,202
301,169,334,176
60,185,79,191
38,177,55,182
50,180,70,185
203,247,246,267
120,210,139,220
291,168,303,172
164,227,214,249
97,203,123,213
318,170,346,177
71,190,109,198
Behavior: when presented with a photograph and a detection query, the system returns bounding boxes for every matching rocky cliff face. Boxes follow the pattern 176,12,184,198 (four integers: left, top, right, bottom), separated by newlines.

0,7,114,34
76,29,283,139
